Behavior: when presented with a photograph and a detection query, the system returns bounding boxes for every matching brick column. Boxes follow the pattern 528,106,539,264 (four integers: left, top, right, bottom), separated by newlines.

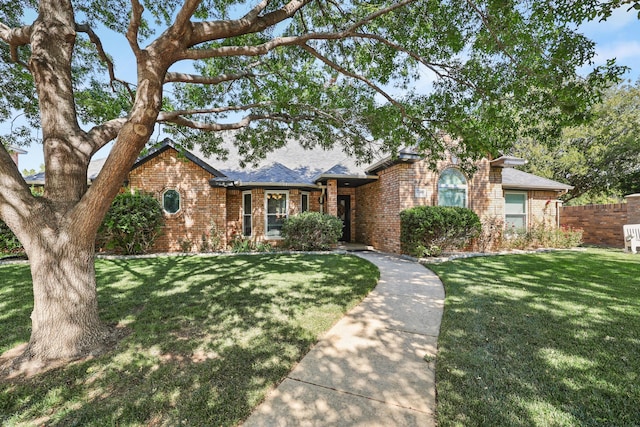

327,179,338,216
625,194,640,224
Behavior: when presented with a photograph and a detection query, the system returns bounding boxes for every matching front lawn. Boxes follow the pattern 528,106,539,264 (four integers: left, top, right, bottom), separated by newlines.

0,254,378,426
429,249,640,426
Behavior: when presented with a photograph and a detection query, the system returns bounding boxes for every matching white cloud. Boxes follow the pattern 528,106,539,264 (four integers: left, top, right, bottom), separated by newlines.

580,6,638,34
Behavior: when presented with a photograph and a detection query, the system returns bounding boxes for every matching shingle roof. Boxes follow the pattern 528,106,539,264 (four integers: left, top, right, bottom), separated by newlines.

502,168,573,191
21,134,574,193
222,162,314,185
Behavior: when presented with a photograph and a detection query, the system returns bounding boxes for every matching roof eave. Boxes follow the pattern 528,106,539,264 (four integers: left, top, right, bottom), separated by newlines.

209,179,320,189
365,154,421,174
503,184,573,191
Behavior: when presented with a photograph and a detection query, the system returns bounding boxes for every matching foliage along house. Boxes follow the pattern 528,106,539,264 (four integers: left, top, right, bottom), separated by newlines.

24,136,572,254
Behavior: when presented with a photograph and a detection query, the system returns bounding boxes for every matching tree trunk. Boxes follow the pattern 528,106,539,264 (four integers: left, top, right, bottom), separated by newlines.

23,234,109,361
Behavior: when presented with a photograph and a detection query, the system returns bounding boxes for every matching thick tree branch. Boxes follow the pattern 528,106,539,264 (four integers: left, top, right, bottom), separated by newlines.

188,0,311,47
164,70,256,84
182,0,416,60
86,118,128,154
126,0,143,55
160,112,303,131
0,145,36,226
174,0,201,30
158,103,273,120
0,21,32,67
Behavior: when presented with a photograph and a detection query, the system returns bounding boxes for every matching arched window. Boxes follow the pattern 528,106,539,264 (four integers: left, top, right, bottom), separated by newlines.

438,168,467,207
162,189,181,214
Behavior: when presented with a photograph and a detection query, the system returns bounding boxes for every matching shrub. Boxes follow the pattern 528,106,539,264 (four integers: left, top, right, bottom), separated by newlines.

400,206,481,257
0,219,23,255
501,222,583,250
97,190,164,255
281,212,343,251
228,235,273,253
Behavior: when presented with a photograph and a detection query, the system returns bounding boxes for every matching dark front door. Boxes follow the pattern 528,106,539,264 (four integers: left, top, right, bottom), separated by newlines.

338,195,351,242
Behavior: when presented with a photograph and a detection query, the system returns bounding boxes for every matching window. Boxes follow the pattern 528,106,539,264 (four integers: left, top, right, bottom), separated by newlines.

242,191,252,236
162,189,180,214
438,168,467,207
265,191,288,238
505,192,527,231
301,192,309,213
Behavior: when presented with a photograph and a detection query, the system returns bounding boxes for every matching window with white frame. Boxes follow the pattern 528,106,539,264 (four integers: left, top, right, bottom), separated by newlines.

301,192,309,213
505,191,527,232
265,191,288,238
242,191,252,236
438,168,467,207
162,189,180,214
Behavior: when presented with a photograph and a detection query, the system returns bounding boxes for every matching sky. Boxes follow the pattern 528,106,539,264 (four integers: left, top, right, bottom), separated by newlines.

12,6,640,173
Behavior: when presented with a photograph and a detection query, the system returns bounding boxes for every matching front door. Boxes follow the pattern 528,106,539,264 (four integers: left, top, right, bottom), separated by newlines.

337,195,351,242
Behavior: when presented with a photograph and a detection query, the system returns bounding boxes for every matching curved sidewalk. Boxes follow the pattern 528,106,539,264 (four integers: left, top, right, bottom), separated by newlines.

243,251,445,426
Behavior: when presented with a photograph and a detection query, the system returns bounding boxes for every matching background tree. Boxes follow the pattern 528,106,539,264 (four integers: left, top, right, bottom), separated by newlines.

0,1,629,365
513,82,640,205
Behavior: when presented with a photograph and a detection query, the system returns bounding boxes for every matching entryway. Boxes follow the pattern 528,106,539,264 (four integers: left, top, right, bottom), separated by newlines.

337,195,351,242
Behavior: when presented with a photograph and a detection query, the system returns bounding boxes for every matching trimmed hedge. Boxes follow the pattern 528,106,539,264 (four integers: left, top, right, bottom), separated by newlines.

281,211,343,251
96,190,165,255
400,206,481,257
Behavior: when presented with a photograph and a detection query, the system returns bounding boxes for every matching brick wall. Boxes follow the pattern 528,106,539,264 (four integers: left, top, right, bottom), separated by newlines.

356,159,507,254
355,163,409,254
470,160,504,220
128,147,226,252
355,157,563,254
559,194,640,248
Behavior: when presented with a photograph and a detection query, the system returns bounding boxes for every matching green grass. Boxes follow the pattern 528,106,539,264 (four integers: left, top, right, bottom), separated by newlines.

429,248,640,427
0,254,379,426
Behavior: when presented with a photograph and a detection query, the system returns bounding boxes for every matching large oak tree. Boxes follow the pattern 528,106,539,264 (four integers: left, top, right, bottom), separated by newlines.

0,1,628,365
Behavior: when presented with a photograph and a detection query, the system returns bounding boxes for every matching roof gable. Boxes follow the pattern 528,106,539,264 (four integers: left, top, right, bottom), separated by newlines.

132,139,226,178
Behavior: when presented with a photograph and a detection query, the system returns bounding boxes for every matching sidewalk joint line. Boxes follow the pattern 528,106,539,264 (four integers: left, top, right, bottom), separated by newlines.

285,377,434,415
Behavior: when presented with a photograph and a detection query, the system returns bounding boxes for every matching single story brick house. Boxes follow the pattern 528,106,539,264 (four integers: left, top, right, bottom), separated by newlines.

24,136,572,254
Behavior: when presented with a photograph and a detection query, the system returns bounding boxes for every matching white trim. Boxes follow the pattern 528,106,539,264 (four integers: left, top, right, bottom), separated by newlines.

264,190,289,239
504,190,528,231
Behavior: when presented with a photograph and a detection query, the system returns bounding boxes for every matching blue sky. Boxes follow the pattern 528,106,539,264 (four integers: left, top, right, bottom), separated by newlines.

13,8,640,173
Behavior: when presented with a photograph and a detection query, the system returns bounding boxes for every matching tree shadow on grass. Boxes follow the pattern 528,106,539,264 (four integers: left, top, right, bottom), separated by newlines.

431,249,640,426
0,253,378,426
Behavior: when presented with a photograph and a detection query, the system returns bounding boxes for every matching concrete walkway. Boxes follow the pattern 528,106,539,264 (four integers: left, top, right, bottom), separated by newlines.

242,251,445,426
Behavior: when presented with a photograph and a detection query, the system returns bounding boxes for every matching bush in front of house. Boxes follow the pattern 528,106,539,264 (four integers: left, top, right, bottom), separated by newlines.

400,206,481,257
97,190,165,255
0,219,23,255
502,222,584,250
281,211,343,251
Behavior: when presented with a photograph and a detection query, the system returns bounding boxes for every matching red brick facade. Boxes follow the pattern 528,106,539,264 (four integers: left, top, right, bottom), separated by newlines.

559,194,640,248
128,147,227,252
128,147,566,254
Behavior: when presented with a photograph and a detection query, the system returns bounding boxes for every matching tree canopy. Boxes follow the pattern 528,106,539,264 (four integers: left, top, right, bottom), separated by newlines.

1,1,630,167
512,81,640,205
